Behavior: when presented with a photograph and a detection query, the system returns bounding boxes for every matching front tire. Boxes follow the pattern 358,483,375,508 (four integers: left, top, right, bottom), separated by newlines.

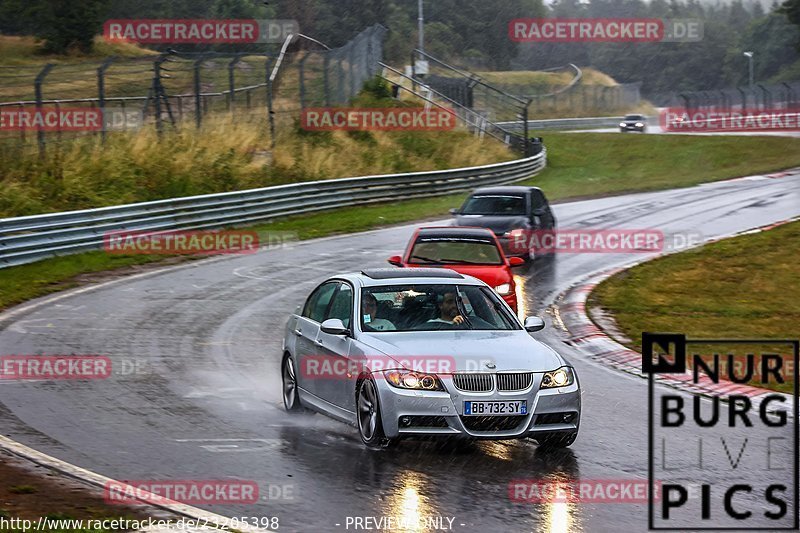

356,378,395,448
282,355,304,412
536,431,578,449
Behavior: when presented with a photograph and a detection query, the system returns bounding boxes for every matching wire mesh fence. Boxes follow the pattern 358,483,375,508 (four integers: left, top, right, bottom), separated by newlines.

0,25,389,157
651,81,800,110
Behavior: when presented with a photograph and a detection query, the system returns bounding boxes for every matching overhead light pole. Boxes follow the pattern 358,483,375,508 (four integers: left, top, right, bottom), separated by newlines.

743,51,754,91
418,0,424,58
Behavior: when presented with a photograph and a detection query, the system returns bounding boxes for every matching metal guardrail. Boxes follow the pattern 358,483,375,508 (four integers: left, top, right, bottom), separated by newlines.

499,116,625,132
0,151,546,268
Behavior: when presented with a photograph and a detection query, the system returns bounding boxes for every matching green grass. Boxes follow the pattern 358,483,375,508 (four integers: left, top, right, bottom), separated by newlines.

531,132,800,199
591,221,800,393
3,133,800,312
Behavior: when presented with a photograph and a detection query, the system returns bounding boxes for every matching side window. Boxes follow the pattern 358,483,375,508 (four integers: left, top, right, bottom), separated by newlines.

530,189,547,210
302,282,339,323
326,284,354,328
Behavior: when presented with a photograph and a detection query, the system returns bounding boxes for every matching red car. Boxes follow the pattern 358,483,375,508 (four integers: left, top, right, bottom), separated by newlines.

387,227,524,312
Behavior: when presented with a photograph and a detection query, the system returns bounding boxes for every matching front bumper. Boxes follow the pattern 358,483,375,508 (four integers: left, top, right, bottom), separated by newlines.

620,124,645,132
374,371,581,439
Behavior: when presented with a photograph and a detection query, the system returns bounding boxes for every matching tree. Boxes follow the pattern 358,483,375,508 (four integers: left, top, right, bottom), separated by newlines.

31,0,109,53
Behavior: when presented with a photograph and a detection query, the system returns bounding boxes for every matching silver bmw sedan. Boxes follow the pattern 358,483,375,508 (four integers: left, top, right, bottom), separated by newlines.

281,268,580,449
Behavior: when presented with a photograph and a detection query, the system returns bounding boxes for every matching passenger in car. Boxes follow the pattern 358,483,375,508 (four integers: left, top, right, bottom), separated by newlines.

361,293,396,331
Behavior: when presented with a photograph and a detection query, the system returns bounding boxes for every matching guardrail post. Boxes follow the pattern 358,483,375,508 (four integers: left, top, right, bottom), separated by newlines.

34,63,55,157
97,57,116,143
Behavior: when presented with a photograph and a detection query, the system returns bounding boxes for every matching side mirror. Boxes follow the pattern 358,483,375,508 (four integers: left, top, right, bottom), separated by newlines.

532,207,547,217
523,316,545,332
449,208,459,216
387,255,403,267
508,256,525,267
320,318,349,335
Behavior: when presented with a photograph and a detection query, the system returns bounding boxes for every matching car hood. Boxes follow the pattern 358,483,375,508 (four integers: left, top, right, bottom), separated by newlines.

453,215,529,235
357,330,564,372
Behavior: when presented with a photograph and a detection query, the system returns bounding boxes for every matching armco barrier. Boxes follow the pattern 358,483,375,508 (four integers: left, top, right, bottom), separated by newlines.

499,116,625,132
0,150,546,267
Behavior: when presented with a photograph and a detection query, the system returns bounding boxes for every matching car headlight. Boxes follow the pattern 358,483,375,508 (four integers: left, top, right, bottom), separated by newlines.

635,122,644,127
384,370,444,391
494,283,512,295
619,122,626,127
541,367,574,388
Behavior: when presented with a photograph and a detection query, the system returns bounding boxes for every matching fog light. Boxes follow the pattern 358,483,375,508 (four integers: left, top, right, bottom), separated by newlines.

400,416,411,427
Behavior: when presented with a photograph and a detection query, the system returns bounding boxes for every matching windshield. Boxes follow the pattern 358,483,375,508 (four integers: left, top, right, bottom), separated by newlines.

460,194,526,216
409,237,503,265
360,284,520,332
624,114,644,120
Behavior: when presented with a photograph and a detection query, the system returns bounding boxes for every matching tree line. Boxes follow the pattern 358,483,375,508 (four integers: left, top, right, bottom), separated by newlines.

0,0,798,97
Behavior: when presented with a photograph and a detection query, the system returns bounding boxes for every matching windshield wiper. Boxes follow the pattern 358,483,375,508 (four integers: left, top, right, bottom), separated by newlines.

410,255,466,264
409,255,442,264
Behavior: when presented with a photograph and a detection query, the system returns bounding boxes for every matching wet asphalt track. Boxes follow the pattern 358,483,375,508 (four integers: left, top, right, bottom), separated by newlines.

0,172,799,532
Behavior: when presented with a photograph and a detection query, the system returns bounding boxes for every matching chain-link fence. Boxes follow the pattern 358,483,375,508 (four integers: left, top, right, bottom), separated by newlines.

651,81,800,110
0,25,388,157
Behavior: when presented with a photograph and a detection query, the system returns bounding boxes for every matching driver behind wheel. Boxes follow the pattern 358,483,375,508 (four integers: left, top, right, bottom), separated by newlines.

426,290,465,326
361,293,396,331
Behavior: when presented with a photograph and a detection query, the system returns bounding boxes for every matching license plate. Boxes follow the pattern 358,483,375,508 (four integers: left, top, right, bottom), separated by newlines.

463,400,527,416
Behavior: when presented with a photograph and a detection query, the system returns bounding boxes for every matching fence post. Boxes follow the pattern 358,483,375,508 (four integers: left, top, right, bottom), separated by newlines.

97,57,116,143
323,53,330,107
298,53,310,109
193,55,205,128
348,44,356,100
34,63,55,157
151,54,168,135
228,54,242,113
267,57,276,148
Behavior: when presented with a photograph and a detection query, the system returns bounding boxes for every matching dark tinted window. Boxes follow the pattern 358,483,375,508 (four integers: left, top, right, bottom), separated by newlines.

302,282,339,322
530,189,547,209
461,194,526,216
624,114,644,120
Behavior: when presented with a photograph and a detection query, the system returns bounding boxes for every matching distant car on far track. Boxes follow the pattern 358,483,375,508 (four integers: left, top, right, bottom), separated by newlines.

619,114,647,132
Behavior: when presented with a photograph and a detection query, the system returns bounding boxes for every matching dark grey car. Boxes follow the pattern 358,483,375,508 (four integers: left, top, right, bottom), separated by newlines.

619,114,647,132
449,186,556,259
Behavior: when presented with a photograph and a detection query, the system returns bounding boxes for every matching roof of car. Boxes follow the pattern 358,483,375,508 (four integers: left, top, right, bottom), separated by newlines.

470,186,532,196
361,268,464,280
415,227,497,240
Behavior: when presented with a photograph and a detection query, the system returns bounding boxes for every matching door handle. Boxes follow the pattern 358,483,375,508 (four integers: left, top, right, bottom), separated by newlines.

315,339,324,346
294,329,302,336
